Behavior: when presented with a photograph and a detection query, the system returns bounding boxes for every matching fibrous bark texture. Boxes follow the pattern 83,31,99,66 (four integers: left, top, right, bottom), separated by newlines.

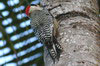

41,0,100,66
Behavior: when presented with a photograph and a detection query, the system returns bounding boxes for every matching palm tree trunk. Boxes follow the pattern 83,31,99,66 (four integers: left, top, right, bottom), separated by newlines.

41,0,100,66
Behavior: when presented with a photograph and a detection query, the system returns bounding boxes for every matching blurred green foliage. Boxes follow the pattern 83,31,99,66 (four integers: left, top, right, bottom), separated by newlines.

0,0,44,66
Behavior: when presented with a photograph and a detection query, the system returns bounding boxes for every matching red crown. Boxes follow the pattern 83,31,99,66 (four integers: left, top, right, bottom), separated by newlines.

25,5,30,16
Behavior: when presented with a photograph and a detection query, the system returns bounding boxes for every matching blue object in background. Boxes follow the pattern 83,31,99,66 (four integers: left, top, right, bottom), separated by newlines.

31,0,40,5
0,0,43,66
0,2,5,10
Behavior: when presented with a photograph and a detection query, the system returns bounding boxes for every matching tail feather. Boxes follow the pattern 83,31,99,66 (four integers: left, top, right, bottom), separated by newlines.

53,36,63,59
46,36,63,63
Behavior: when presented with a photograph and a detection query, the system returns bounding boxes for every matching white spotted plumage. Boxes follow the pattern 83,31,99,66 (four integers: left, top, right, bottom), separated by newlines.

29,5,63,62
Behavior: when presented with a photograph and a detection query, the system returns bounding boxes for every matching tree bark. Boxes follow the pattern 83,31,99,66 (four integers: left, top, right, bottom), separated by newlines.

41,0,100,66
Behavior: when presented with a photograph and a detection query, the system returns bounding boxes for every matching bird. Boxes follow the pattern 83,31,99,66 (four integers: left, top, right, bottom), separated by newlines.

25,4,63,63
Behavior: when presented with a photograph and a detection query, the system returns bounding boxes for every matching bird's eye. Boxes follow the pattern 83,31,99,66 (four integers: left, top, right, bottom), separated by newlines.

31,4,37,6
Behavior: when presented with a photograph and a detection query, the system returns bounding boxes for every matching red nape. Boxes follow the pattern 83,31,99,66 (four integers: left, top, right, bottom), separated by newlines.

25,5,30,16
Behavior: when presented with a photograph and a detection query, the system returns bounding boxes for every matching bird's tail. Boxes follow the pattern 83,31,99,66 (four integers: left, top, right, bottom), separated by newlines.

46,36,63,62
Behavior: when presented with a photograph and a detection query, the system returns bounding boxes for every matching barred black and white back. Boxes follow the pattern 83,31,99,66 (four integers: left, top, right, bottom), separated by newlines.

30,7,63,62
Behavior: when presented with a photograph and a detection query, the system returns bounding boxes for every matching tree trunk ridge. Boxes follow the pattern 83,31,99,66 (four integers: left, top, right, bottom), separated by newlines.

41,0,100,66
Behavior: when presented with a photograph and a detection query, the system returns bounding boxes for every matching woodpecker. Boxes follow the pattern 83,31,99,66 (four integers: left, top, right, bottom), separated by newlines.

25,4,63,62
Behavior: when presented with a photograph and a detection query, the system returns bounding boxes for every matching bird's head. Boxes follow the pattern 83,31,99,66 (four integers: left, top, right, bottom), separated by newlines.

25,4,43,17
